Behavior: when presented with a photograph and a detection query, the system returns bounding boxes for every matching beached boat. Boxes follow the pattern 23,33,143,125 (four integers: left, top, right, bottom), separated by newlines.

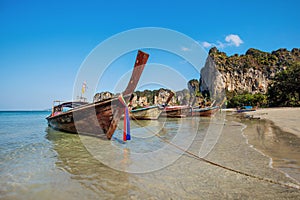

236,106,257,113
130,91,174,120
191,106,219,117
160,105,191,118
130,105,162,120
46,50,149,140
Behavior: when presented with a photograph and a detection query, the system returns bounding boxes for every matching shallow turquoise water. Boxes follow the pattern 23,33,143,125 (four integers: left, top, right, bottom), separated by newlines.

0,111,299,199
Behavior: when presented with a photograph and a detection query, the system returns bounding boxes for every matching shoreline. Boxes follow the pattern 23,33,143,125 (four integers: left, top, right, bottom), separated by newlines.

240,120,300,184
243,107,300,138
232,107,300,183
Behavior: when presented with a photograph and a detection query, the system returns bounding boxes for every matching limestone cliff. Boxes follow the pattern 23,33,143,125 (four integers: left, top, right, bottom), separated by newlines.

200,47,300,102
93,91,113,102
127,88,191,107
93,86,201,107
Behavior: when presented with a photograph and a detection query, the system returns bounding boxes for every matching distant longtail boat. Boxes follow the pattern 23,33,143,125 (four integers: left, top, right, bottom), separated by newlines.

130,91,174,120
191,106,219,117
236,106,257,113
160,105,191,118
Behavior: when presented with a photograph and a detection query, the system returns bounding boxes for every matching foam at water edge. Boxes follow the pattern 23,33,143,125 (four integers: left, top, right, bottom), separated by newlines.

239,120,300,185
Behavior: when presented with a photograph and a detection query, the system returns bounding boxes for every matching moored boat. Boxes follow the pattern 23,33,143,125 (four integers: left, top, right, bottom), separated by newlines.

130,105,162,120
191,106,219,117
46,50,149,140
160,105,191,118
129,91,174,120
236,106,257,113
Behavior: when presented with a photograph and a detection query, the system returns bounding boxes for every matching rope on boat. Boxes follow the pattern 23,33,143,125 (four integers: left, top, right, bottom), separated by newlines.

130,115,300,190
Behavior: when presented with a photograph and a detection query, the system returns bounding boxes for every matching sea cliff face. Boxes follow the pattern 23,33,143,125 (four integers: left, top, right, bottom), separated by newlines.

93,91,113,102
200,47,300,101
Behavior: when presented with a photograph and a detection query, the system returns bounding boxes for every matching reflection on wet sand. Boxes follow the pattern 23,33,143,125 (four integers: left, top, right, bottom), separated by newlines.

242,119,300,182
46,128,135,198
46,116,300,199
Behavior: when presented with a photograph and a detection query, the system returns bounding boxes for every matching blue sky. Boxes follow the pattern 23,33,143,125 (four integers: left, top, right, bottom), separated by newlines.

0,0,299,110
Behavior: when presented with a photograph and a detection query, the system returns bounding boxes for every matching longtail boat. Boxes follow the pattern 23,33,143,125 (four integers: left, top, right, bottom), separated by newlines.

130,91,174,120
130,105,162,120
160,105,191,118
46,50,149,140
191,106,219,117
236,106,257,113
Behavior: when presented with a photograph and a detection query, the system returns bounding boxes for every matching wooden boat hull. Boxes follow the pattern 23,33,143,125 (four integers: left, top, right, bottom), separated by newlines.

46,50,149,140
46,97,130,138
191,106,219,117
160,106,190,118
130,106,162,120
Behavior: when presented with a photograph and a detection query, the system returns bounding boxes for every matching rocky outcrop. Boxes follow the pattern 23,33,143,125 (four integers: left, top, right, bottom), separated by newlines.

200,55,226,104
200,47,300,102
131,88,191,107
93,91,113,102
93,87,202,107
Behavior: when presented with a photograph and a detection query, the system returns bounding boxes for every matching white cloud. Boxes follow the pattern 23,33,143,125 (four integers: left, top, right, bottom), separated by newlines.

202,34,243,49
202,41,212,48
225,34,243,47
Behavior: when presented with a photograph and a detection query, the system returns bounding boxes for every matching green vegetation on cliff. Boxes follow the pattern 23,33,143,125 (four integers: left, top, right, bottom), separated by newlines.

268,63,300,107
210,47,300,74
226,91,268,108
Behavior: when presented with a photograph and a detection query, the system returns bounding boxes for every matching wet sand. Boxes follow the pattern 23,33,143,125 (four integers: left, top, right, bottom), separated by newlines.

235,107,300,185
42,117,300,199
245,107,300,138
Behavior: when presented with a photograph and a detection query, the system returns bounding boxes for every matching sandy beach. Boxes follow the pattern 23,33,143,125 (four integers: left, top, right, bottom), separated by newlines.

238,107,300,184
244,107,300,138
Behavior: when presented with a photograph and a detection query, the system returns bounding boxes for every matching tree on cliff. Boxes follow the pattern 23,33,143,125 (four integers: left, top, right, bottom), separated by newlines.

226,91,268,108
268,63,300,107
